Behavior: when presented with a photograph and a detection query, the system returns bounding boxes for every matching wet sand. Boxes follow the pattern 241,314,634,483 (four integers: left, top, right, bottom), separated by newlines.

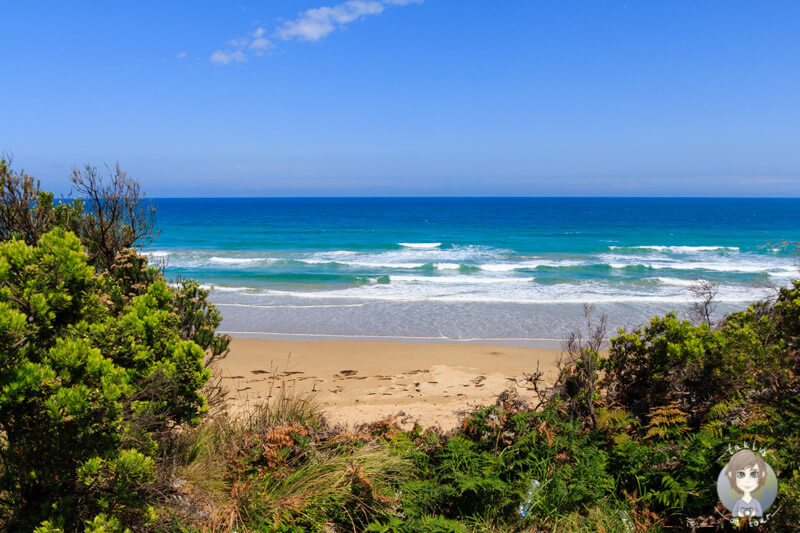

217,338,562,430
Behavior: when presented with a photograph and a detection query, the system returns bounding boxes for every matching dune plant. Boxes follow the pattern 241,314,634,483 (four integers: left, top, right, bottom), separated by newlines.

0,158,155,272
0,229,215,530
0,160,230,531
157,389,417,532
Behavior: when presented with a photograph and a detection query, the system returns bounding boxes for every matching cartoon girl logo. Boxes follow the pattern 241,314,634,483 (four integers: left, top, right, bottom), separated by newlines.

716,449,779,518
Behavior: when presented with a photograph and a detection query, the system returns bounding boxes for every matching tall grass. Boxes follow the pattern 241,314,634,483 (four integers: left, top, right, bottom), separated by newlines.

156,379,416,532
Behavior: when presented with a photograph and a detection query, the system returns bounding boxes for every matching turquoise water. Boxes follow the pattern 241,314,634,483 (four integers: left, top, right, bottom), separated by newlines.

146,198,800,345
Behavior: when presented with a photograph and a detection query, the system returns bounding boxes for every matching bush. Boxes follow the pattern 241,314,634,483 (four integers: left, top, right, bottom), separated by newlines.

0,158,156,272
604,286,800,420
0,160,230,530
594,284,800,527
0,228,218,530
0,158,82,245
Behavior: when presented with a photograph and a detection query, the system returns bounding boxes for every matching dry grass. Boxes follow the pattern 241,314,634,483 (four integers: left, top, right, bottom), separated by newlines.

155,379,414,532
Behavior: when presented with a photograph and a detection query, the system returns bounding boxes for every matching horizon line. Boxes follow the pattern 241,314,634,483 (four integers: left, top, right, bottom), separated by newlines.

142,195,800,200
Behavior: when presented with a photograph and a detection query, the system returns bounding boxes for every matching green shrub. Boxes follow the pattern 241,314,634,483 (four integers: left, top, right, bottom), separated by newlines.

366,515,467,532
0,229,213,530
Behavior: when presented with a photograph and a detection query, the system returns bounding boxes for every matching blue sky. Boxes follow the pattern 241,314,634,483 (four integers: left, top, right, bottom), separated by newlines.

2,1,799,196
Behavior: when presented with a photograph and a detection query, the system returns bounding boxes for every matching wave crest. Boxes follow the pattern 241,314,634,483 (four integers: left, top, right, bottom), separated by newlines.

398,242,442,249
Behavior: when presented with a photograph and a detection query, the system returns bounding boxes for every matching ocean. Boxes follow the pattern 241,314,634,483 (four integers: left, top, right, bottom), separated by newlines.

145,198,800,347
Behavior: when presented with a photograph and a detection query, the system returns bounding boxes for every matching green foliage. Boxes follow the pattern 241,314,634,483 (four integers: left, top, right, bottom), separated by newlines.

0,229,219,530
171,278,231,363
605,293,798,420
774,470,800,528
774,280,800,349
594,282,800,526
365,399,616,530
366,515,467,532
605,314,720,416
78,449,156,528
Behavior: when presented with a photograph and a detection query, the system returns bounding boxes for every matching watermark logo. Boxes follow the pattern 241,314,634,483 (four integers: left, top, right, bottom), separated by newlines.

716,444,780,527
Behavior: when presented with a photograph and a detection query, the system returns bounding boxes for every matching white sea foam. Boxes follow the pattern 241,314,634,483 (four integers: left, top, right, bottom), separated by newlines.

145,250,171,258
389,275,534,284
480,260,584,272
209,256,271,265
192,273,783,306
346,261,428,269
655,277,703,287
192,284,258,293
607,261,769,273
598,253,788,274
608,245,739,253
768,266,800,278
304,259,419,269
243,281,774,305
398,242,442,249
431,293,765,304
216,286,253,293
655,262,772,273
478,263,519,272
214,302,366,309
155,246,796,291
161,245,508,271
301,251,358,263
151,238,796,316
301,245,504,270
148,251,278,269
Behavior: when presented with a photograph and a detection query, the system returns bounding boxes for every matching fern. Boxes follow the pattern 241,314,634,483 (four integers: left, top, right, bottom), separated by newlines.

707,399,736,420
650,474,699,509
645,402,688,440
596,407,635,432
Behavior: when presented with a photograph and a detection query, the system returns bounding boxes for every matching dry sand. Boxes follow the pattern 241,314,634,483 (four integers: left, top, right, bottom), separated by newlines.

217,338,563,431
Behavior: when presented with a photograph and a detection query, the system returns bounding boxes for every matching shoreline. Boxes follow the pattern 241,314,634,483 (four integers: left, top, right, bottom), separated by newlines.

217,337,564,430
217,330,569,349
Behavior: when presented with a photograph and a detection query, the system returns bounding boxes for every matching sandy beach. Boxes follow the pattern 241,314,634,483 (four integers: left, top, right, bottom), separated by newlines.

216,338,563,430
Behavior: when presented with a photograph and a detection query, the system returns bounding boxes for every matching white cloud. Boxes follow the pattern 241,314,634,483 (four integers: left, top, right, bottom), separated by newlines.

210,1,420,64
177,52,187,59
250,38,271,50
248,27,273,54
210,49,247,65
276,0,385,42
229,37,250,47
211,27,273,65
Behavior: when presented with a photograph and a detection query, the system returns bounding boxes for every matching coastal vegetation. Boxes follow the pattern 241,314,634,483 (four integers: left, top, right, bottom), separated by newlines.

1,159,799,531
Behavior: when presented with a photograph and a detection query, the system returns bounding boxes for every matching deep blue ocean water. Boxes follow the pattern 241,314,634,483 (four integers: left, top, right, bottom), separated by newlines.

146,198,800,345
